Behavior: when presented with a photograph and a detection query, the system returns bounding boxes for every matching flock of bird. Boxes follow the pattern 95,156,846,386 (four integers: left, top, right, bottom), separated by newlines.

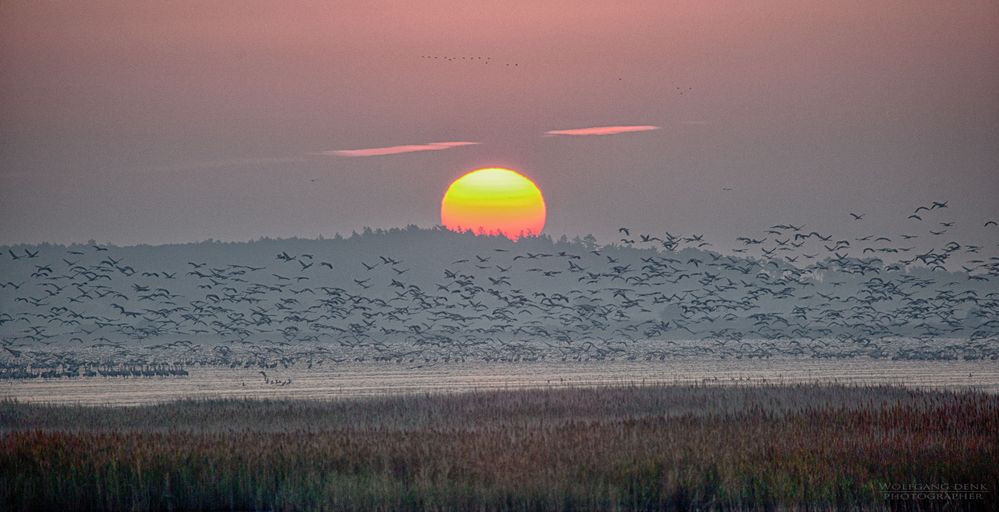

416,55,699,91
419,55,520,67
1,203,997,380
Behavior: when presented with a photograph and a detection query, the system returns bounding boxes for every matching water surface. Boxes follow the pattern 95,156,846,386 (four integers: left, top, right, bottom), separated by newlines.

5,358,997,406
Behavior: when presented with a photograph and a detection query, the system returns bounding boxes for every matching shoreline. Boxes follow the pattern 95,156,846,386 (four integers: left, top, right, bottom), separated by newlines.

5,357,998,406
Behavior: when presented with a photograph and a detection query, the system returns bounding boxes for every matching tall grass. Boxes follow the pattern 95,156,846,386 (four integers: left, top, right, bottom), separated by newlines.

2,384,996,510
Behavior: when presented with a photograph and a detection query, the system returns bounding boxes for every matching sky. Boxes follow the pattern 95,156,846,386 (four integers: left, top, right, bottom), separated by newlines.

1,1,997,247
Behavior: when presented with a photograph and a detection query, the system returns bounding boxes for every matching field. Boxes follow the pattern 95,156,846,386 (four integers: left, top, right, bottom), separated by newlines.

2,383,996,511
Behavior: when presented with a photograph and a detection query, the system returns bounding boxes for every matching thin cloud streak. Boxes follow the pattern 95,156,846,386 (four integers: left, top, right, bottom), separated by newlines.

323,141,481,158
544,125,661,137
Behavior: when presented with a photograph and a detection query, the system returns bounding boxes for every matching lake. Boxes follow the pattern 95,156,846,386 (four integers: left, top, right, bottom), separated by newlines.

4,357,997,406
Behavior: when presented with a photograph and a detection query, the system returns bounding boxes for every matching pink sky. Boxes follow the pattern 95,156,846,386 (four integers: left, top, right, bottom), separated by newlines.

326,142,481,158
545,126,661,137
0,1,996,244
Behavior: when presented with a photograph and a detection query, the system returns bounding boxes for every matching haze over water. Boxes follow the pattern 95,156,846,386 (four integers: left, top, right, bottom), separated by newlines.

6,358,999,406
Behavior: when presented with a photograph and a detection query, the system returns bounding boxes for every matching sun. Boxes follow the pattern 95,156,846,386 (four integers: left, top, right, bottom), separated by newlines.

441,167,546,240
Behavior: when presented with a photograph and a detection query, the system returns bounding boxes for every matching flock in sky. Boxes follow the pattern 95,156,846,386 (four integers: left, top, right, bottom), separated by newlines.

1,202,997,380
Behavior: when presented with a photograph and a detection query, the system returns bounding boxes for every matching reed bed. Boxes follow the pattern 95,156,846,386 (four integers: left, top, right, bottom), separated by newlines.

2,383,996,510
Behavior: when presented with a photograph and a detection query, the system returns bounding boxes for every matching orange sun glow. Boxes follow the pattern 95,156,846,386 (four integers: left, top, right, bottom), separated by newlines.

441,167,546,240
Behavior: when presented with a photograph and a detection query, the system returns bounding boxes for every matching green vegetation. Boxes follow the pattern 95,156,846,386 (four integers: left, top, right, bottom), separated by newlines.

2,384,996,510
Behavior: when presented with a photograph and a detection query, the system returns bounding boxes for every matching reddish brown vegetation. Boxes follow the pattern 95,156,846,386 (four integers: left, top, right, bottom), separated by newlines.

2,384,996,510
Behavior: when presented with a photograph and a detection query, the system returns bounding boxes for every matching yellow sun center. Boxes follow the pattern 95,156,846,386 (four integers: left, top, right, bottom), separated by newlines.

441,167,546,240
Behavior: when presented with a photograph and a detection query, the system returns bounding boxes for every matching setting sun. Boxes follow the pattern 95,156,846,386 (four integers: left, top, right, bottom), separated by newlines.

441,167,546,240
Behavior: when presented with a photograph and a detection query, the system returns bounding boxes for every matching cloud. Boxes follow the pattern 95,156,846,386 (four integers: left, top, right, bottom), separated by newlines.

322,141,481,158
544,125,661,137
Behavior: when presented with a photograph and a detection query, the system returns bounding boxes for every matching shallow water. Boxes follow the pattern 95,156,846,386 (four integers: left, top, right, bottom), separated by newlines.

4,357,998,406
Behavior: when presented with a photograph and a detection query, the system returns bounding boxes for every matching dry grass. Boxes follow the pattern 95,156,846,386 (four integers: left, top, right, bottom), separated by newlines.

2,384,996,510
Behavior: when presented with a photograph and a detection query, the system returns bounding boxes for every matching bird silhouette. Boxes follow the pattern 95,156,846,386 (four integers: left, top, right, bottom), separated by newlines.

0,205,996,380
